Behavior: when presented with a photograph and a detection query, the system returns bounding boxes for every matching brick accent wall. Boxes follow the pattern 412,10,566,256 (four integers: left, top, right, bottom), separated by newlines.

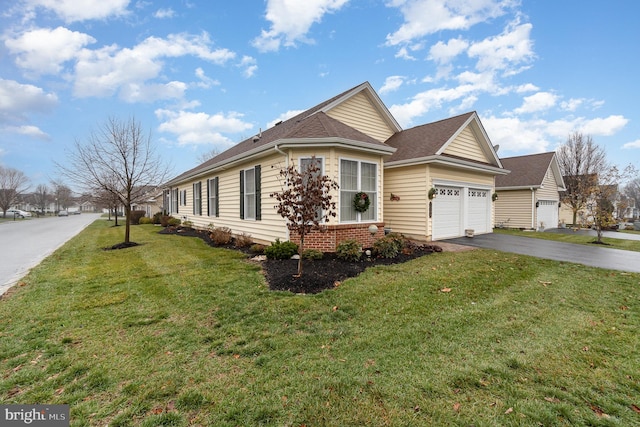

289,222,386,252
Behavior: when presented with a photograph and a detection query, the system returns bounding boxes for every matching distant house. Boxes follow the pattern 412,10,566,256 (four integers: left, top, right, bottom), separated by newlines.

131,187,164,217
495,152,565,230
164,82,507,250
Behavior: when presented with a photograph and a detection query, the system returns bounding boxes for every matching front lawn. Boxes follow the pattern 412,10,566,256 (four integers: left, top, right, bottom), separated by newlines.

1,221,639,426
494,227,640,252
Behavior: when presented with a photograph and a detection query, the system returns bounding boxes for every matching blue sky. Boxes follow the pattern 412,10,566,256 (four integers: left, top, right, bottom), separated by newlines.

1,0,638,189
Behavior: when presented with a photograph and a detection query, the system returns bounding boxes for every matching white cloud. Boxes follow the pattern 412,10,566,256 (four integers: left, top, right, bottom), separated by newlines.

389,84,477,126
515,83,538,93
119,81,188,103
395,47,416,60
514,91,558,114
267,110,305,128
379,76,405,94
385,0,513,46
154,8,175,19
194,68,220,89
468,21,534,73
252,0,350,52
24,0,130,23
3,125,50,140
237,56,258,78
0,79,58,122
560,98,583,112
155,109,254,146
622,140,640,149
4,27,96,75
581,115,628,136
483,114,630,156
73,32,235,100
428,37,469,64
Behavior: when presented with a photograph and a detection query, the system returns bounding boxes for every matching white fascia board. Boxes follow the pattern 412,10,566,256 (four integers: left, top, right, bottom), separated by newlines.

385,155,509,175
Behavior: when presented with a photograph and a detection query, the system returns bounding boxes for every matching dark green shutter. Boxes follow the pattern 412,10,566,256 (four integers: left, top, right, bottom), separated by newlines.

239,170,244,219
193,183,196,215
214,177,219,217
255,165,261,220
206,179,210,216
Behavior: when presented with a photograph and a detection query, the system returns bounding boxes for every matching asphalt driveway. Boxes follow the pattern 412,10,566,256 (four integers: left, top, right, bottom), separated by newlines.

444,232,640,273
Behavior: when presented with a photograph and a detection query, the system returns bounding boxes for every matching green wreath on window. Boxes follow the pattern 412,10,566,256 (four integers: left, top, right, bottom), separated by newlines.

353,192,371,213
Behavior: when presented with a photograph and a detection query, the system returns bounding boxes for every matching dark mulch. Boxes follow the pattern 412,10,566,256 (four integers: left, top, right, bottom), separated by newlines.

158,226,442,294
104,241,140,250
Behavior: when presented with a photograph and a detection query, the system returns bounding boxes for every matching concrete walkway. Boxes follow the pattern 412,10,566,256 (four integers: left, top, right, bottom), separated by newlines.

444,233,640,273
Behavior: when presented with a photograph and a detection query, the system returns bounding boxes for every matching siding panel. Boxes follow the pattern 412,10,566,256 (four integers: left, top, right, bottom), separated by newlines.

494,190,533,229
327,92,395,142
442,126,488,163
384,165,428,238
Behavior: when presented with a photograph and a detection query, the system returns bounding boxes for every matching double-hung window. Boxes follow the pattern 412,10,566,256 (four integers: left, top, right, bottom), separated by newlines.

340,159,377,222
240,165,261,220
207,177,219,217
193,182,202,215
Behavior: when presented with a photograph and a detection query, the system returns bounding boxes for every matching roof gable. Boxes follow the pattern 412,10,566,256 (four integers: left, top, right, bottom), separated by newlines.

385,111,503,170
496,152,565,189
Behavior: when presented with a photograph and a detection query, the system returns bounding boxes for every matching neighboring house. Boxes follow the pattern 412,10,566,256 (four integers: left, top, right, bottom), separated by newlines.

495,152,566,230
164,82,507,250
131,187,164,217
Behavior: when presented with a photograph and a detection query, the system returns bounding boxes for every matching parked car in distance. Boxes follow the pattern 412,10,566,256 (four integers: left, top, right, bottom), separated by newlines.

70,210,81,215
58,210,69,217
5,209,32,218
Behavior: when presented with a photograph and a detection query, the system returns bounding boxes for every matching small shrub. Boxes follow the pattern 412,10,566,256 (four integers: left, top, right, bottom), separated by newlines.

373,232,405,258
152,212,163,224
303,249,324,260
234,232,253,248
167,217,181,226
139,217,153,225
130,210,146,225
210,227,233,245
265,239,298,260
336,239,362,262
250,244,266,254
182,220,194,229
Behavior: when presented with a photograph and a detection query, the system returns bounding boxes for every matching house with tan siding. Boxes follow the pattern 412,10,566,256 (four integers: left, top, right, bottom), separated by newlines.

495,152,566,230
164,82,508,250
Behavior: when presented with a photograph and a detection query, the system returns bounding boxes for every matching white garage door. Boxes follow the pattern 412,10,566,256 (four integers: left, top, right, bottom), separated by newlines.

537,200,558,230
432,186,462,240
467,188,490,234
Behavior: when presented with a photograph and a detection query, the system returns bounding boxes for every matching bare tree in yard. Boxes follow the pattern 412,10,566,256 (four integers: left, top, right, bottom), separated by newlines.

58,116,170,247
586,163,635,243
270,157,339,277
32,184,51,215
623,177,640,219
51,180,73,211
0,165,30,217
556,132,606,225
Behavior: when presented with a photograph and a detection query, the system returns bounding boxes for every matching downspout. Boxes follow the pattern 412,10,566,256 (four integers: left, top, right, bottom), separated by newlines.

531,187,535,229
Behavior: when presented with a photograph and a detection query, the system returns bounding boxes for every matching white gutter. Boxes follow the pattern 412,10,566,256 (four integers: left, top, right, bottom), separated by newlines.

385,155,509,175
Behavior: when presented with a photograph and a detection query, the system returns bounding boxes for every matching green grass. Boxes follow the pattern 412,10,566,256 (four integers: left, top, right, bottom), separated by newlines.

1,221,639,426
494,227,640,252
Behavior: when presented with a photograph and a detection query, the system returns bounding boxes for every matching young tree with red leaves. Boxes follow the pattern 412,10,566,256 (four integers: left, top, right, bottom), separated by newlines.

270,157,339,277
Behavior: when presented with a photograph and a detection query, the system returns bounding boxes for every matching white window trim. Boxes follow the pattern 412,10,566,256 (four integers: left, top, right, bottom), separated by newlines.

338,157,378,224
243,167,256,220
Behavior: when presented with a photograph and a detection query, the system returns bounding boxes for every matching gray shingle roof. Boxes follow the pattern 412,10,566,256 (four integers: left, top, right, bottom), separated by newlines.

166,82,389,185
385,112,476,162
496,152,556,188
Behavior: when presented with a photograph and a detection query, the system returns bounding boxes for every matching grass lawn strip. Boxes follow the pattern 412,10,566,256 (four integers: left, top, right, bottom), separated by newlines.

0,221,638,426
494,227,640,252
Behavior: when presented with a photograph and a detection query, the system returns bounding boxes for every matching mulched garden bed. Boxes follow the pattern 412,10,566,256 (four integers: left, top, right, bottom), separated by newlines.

159,226,442,294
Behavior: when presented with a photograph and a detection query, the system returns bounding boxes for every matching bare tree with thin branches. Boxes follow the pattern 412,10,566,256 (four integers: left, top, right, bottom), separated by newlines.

32,184,51,215
57,116,171,246
556,132,606,225
0,165,30,217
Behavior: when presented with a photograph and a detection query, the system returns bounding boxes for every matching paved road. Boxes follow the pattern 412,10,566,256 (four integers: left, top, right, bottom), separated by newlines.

0,214,101,295
444,233,640,273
